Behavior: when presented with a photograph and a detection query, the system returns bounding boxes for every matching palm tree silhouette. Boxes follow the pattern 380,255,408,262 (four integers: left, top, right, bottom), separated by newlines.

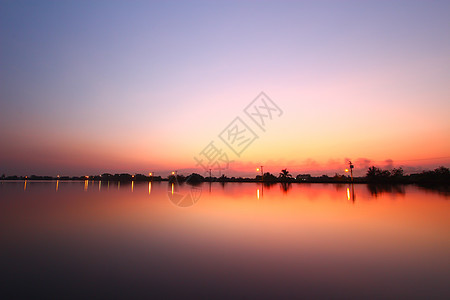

279,169,292,181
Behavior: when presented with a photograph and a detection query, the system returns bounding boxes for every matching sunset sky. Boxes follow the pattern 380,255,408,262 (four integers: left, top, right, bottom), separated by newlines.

1,0,449,177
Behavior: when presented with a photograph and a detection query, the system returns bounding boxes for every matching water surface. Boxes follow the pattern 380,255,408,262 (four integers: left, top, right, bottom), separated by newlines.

1,181,449,299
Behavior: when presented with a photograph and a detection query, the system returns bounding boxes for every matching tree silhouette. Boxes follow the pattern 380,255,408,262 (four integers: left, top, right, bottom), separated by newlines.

391,167,404,178
279,169,292,181
367,166,381,178
263,172,277,182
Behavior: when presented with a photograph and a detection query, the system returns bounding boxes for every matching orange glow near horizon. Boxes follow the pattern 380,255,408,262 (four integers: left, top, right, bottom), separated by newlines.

2,124,448,176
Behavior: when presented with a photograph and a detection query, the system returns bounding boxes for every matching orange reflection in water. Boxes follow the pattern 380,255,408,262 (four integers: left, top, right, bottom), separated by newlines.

0,182,449,298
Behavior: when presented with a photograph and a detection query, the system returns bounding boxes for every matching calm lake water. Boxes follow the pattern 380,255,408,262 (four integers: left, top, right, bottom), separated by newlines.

1,181,449,299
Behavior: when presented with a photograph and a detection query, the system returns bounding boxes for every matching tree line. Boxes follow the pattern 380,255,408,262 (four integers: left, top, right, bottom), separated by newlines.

1,166,449,185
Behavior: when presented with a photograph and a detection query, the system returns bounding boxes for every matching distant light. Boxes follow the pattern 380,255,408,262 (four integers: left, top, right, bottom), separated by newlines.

132,175,135,178
57,175,60,178
345,169,349,172
149,172,152,176
172,171,175,175
85,176,89,179
256,168,260,172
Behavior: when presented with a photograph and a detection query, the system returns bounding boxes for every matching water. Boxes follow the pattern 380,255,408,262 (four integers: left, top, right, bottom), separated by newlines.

1,181,449,299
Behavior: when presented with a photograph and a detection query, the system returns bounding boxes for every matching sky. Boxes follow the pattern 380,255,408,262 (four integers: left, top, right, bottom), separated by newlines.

1,0,449,177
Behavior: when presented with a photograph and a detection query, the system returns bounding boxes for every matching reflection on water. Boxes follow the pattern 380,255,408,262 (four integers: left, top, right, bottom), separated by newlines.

280,182,292,193
367,183,406,197
167,182,202,208
346,184,356,202
1,181,449,299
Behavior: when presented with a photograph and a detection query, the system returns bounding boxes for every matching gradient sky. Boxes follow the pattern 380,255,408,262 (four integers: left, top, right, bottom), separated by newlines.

1,0,449,177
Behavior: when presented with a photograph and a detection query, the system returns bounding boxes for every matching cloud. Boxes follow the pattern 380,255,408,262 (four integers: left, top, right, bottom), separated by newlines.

384,159,394,169
356,158,372,170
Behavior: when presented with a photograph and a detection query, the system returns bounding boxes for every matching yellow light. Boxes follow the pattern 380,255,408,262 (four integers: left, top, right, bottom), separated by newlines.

257,189,260,200
149,172,152,176
256,168,260,172
347,188,350,201
132,175,135,178
345,169,349,172
85,175,89,179
172,171,175,175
